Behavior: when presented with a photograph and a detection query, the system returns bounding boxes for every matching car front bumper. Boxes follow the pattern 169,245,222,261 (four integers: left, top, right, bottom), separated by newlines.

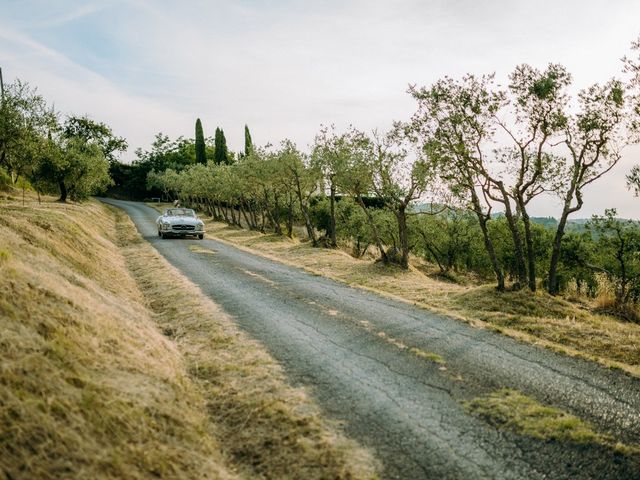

159,225,204,236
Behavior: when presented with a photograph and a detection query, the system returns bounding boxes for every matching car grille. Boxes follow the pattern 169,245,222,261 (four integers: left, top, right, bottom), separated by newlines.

172,224,196,231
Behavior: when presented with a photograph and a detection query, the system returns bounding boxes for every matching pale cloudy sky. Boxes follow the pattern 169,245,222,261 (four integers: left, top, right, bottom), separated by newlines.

1,0,639,217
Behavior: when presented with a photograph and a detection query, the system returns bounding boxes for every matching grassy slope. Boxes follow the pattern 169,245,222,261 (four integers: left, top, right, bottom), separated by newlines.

0,194,377,479
161,206,638,377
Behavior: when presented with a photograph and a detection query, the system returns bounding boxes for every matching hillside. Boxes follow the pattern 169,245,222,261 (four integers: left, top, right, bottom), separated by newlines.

0,192,377,479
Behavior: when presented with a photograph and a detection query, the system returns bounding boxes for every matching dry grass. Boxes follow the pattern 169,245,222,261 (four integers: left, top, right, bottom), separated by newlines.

464,389,640,455
0,195,236,479
159,204,639,377
0,193,378,479
114,207,379,480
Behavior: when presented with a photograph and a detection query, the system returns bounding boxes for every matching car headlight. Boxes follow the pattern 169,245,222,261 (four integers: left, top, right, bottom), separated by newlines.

162,222,170,228
195,224,203,231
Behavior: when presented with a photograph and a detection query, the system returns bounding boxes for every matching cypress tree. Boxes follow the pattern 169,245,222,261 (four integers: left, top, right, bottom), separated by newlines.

195,118,206,164
214,127,229,165
244,124,253,157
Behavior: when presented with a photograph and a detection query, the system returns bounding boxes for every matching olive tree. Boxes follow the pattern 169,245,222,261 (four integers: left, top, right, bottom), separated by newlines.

0,80,56,184
312,125,359,248
588,209,640,315
493,64,571,290
547,79,630,294
407,74,508,290
368,130,435,269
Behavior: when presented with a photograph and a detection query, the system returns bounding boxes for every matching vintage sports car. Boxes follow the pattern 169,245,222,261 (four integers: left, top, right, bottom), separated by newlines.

156,208,205,239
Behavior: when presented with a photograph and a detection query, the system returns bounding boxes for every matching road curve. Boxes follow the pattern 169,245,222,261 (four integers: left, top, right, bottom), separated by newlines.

103,199,640,480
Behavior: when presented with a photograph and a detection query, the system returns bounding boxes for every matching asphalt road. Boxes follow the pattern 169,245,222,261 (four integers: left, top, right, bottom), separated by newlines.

104,199,640,480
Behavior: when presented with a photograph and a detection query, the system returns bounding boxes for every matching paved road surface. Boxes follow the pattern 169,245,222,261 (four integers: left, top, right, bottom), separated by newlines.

104,199,640,479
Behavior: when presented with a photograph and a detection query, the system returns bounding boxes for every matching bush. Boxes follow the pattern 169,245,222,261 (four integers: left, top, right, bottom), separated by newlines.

0,167,12,191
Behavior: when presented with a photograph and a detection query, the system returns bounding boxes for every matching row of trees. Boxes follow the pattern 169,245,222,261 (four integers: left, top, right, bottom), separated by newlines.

111,120,252,199
0,79,126,201
147,43,640,310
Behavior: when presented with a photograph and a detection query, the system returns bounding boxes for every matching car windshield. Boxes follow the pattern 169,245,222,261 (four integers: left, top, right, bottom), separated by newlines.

166,208,196,217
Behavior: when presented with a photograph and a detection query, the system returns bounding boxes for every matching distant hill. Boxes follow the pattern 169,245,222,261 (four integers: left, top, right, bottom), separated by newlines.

530,217,558,229
490,212,589,230
411,204,637,231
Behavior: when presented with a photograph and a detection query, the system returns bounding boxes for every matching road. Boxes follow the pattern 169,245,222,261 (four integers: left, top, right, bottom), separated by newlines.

104,199,640,480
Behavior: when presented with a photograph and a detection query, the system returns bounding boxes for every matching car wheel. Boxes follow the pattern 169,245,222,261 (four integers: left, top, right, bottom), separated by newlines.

159,231,165,239
198,234,204,240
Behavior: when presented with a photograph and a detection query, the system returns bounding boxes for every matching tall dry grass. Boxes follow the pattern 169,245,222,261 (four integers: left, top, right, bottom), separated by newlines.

0,195,236,479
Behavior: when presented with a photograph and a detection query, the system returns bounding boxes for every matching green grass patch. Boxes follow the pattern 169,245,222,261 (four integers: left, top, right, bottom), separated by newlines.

409,347,445,364
464,389,640,455
0,249,11,265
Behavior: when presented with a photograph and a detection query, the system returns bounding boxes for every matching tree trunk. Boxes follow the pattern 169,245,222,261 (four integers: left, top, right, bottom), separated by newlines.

58,180,68,202
230,205,238,226
496,184,526,290
329,181,337,248
272,191,283,235
221,203,230,223
356,195,388,264
248,202,259,230
503,207,527,290
240,200,252,229
419,230,447,274
521,208,537,291
286,193,294,238
470,191,504,291
260,206,267,233
294,176,317,246
548,207,570,295
396,205,410,269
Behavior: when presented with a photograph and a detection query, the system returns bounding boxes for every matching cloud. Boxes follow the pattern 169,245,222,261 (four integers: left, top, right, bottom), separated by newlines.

29,2,109,29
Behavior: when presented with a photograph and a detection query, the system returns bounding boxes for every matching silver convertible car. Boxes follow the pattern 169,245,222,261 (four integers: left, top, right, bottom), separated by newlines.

156,208,205,239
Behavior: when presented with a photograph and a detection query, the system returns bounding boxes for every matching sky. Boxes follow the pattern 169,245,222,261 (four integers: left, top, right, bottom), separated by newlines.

1,0,639,218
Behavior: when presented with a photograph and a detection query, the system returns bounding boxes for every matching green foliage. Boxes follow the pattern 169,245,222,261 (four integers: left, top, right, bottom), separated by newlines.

588,210,640,312
335,198,373,256
113,133,211,199
63,115,127,163
195,119,207,164
0,166,12,190
214,127,230,165
0,80,57,184
628,165,640,196
36,136,112,201
244,124,253,157
310,197,332,233
0,79,119,201
556,231,597,296
412,210,488,275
